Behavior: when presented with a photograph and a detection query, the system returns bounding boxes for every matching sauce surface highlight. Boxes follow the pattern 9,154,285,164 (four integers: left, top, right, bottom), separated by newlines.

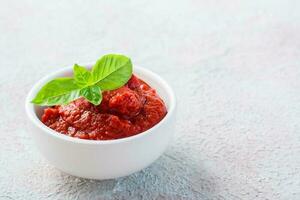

41,75,167,140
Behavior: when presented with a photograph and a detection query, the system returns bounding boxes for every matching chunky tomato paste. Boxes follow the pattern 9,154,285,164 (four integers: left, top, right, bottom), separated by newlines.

41,75,167,140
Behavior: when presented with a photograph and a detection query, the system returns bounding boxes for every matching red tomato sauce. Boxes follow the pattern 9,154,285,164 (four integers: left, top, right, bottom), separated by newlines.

41,75,167,140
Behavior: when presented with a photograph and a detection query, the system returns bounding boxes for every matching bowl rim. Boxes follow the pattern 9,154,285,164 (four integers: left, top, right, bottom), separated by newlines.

25,64,176,145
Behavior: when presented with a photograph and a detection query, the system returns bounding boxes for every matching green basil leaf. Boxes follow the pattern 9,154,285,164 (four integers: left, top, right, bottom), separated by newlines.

31,78,81,106
91,54,132,91
79,85,102,105
31,54,133,106
73,64,92,87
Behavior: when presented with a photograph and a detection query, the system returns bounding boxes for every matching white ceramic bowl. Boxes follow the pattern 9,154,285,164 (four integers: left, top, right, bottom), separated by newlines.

25,65,176,180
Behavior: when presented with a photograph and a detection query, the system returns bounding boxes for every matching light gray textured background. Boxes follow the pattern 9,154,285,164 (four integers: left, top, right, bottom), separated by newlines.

1,0,300,199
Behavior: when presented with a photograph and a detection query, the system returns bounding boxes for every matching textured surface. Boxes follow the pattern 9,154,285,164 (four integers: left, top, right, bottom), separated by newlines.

1,0,300,199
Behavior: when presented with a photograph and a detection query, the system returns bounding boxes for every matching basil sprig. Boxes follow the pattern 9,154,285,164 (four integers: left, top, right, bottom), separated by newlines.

31,54,133,106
